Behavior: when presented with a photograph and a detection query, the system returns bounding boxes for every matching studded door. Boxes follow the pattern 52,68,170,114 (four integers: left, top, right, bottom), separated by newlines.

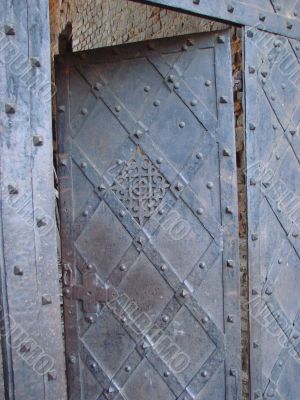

245,28,300,400
56,30,241,400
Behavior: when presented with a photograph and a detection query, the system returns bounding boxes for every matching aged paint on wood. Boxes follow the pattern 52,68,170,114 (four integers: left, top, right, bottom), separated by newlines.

57,30,241,399
245,27,300,400
0,1,66,399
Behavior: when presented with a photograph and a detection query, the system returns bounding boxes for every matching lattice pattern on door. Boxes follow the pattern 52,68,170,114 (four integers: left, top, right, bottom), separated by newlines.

245,28,300,400
57,30,241,400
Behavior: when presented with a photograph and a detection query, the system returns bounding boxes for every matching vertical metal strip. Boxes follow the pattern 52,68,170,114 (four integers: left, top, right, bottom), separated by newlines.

215,32,242,400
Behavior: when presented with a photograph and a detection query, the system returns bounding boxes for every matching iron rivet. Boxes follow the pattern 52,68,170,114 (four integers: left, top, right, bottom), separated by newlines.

252,289,258,295
156,157,163,164
201,370,208,378
293,231,299,238
202,316,209,324
168,74,175,83
191,99,198,106
125,365,131,372
20,343,31,353
115,105,121,112
174,82,180,89
225,206,233,214
160,264,167,271
227,260,234,268
98,184,106,191
265,286,273,295
247,30,254,38
199,261,206,269
33,135,44,146
81,162,87,169
5,103,16,114
275,154,280,160
119,210,125,218
119,264,127,272
220,96,229,104
248,66,256,74
261,78,267,85
230,368,237,376
134,130,143,139
4,25,15,35
81,108,88,115
261,71,268,78
196,208,204,216
82,210,88,217
281,83,286,90
205,80,212,87
94,82,101,91
179,121,185,128
86,316,94,324
207,182,214,189
259,14,266,21
14,266,23,276
180,289,188,298
58,105,65,113
153,100,161,107
251,233,258,241
274,40,282,48
164,371,170,377
116,159,122,165
141,342,149,350
31,57,41,67
42,295,52,305
158,208,164,215
47,371,57,381
162,315,169,322
175,182,184,191
36,217,47,227
290,129,296,136
278,259,282,264
121,316,127,323
227,4,234,13
287,21,293,30
217,36,225,43
293,333,299,339
223,148,231,157
196,152,203,160
278,360,283,367
8,184,18,195
90,362,97,370
87,264,93,270
227,315,234,323
249,123,256,131
271,95,276,101
144,85,151,92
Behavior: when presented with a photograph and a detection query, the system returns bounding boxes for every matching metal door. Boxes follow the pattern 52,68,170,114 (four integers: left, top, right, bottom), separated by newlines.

56,30,241,400
245,27,300,400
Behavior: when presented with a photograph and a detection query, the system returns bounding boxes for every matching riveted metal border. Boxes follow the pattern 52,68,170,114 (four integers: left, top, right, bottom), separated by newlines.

131,0,300,41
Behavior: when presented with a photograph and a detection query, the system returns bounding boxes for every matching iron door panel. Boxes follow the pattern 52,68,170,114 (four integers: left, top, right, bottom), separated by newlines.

245,27,300,400
56,30,241,400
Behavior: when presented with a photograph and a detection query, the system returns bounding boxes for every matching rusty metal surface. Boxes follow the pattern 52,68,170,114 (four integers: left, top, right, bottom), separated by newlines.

57,30,241,400
0,1,67,399
131,0,300,40
245,27,300,400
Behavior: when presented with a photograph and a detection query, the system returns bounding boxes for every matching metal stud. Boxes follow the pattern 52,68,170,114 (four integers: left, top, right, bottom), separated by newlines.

98,184,106,191
81,108,88,115
119,210,125,218
249,123,256,131
190,99,198,106
227,315,234,323
205,80,212,87
14,266,23,276
220,96,229,104
259,14,266,21
250,178,256,186
153,99,161,107
125,365,131,372
196,208,204,216
160,264,167,272
180,289,188,298
5,103,16,114
247,30,254,38
86,316,94,324
227,4,234,13
287,21,293,30
265,286,273,295
201,370,208,378
121,316,127,323
58,105,65,113
179,121,185,128
175,182,184,191
31,57,41,67
82,210,88,217
164,371,170,377
33,135,44,146
202,316,209,324
94,82,101,91
225,206,233,214
90,362,97,370
47,371,57,381
196,152,203,160
199,261,206,269
42,295,52,305
251,233,258,241
134,129,143,139
119,264,127,272
223,148,231,157
162,315,169,323
115,105,121,112
226,260,234,268
248,66,256,74
168,74,175,83
8,184,18,195
207,182,214,189
174,82,180,89
156,157,163,164
144,85,151,92
36,217,47,227
80,162,87,169
252,289,258,295
4,25,15,35
217,35,225,44
20,343,31,353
